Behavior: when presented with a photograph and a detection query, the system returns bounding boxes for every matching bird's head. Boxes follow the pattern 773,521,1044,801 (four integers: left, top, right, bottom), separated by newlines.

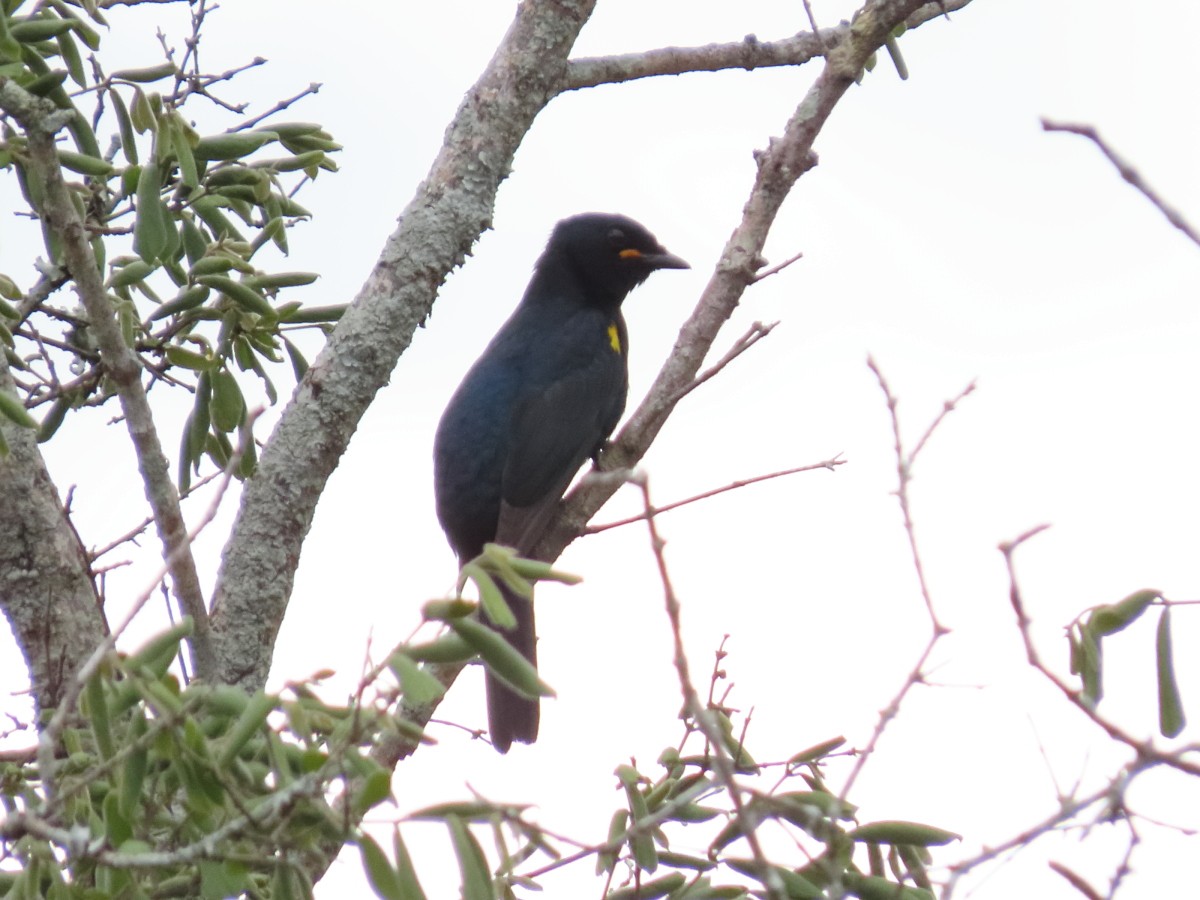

540,212,689,308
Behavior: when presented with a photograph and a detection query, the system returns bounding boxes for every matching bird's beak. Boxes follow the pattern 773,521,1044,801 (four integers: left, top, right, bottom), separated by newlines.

644,250,690,271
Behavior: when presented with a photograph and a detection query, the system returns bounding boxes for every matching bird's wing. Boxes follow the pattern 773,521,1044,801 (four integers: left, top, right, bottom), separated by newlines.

496,349,625,553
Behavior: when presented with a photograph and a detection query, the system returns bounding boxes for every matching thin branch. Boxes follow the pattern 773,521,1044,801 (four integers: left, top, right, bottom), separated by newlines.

1049,862,1104,900
751,251,804,283
1041,118,1200,249
942,779,1119,898
563,0,972,89
89,469,225,562
838,360,966,800
234,83,323,132
671,320,778,404
544,0,963,565
16,269,70,324
35,412,258,805
633,471,785,900
999,526,1200,779
585,456,844,534
2,83,216,682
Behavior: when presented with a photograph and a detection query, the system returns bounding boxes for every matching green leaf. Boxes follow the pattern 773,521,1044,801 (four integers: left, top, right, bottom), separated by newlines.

10,17,75,42
85,670,115,760
56,30,86,86
388,653,446,705
392,828,429,900
0,387,37,429
120,708,149,818
108,258,154,289
193,130,278,161
133,160,170,263
109,88,139,164
199,861,248,900
405,634,475,664
1157,606,1186,738
356,768,394,815
1088,589,1160,636
727,859,822,899
282,336,309,381
209,368,245,433
606,873,687,900
37,396,70,443
449,617,554,701
461,562,515,630
165,344,216,372
217,690,275,767
197,274,275,318
842,872,932,900
849,820,961,847
447,815,495,900
788,735,847,765
111,62,177,83
359,833,405,900
1078,622,1103,705
102,788,133,849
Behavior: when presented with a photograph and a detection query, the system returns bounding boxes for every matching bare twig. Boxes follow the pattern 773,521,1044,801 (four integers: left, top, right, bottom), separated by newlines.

751,251,804,283
234,83,324,132
668,321,779,405
1041,119,1200,249
801,0,823,42
999,526,1200,779
633,471,785,900
586,455,844,534
563,1,973,89
90,469,224,562
16,270,69,324
942,778,1118,897
839,360,967,800
35,411,260,805
1049,861,1104,900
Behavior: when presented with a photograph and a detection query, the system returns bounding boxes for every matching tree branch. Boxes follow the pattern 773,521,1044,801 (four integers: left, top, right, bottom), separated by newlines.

0,81,216,682
0,357,104,715
1041,118,1200,249
564,0,970,90
208,0,601,689
538,0,964,561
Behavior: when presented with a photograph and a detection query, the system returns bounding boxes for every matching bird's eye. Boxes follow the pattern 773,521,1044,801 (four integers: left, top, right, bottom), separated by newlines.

607,227,626,246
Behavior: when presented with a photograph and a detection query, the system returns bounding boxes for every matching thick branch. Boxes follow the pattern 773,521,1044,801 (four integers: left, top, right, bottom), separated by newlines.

208,0,600,689
538,0,961,559
564,0,970,89
3,85,216,682
0,358,105,714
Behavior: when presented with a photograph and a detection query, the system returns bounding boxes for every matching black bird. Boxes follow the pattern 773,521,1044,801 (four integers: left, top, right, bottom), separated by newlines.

433,213,688,752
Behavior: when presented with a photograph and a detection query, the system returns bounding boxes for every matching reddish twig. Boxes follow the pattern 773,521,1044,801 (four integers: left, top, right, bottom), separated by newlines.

585,456,844,534
1041,119,1200,249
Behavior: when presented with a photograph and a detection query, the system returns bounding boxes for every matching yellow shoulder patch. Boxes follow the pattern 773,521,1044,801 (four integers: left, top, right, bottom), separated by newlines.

607,323,622,353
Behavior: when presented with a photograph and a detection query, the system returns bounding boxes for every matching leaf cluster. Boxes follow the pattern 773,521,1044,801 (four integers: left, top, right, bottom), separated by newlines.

0,622,399,900
0,0,342,485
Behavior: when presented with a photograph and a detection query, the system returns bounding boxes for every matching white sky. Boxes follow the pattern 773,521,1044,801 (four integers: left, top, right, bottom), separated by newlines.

3,1,1199,897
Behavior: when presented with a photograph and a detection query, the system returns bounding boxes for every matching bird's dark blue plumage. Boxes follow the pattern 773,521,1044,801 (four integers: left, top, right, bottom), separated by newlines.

433,213,688,752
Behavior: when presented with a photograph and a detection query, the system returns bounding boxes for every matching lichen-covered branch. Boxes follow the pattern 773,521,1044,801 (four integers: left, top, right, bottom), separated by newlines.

540,0,964,558
565,0,970,89
207,0,601,688
0,358,105,713
0,80,215,683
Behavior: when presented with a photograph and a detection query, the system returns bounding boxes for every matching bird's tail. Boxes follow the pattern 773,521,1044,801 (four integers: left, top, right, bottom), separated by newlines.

482,582,539,753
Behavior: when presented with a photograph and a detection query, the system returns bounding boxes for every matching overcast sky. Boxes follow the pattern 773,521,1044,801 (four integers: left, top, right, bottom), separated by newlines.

3,1,1199,897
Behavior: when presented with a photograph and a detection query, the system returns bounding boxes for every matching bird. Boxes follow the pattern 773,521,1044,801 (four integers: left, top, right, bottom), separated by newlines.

433,212,688,752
